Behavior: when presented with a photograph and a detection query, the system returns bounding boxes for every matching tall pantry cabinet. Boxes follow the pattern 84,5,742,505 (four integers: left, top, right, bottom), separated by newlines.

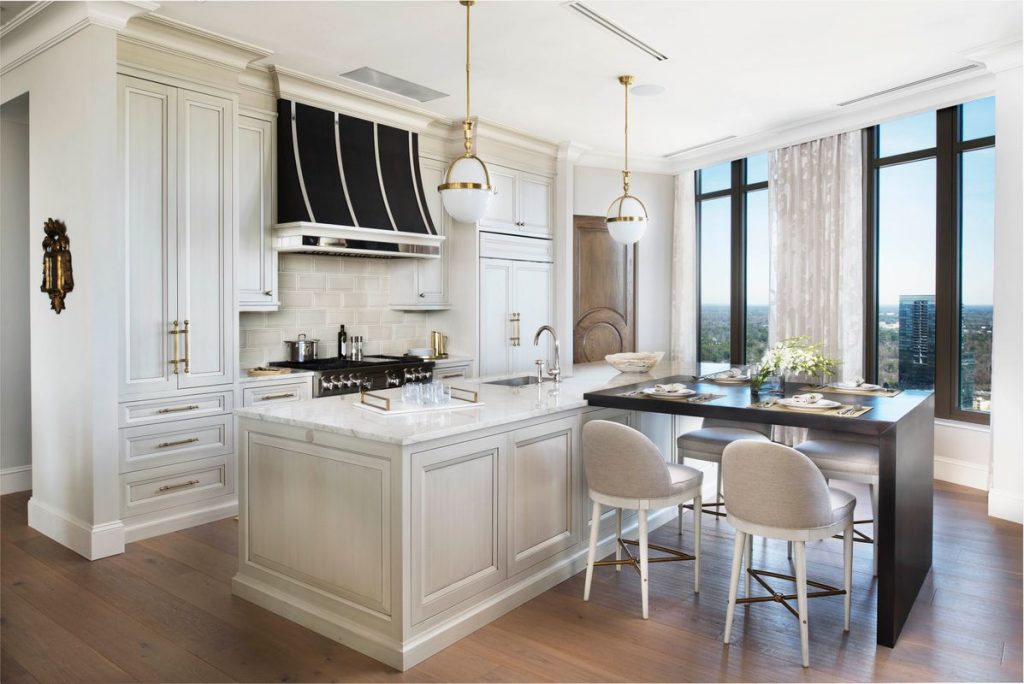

117,74,237,541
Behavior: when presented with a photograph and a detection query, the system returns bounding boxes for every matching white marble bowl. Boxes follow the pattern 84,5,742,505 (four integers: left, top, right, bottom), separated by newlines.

605,351,665,373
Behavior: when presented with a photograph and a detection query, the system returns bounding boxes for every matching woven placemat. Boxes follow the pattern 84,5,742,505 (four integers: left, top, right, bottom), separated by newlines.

749,400,873,418
797,384,902,397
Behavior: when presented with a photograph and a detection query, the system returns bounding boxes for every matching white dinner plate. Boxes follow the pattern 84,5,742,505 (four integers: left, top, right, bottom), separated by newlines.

641,387,696,398
830,382,882,391
711,375,750,384
776,397,843,412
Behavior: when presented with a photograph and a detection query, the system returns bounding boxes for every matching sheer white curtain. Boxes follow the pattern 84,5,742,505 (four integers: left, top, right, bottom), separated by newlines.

670,172,698,369
769,131,864,442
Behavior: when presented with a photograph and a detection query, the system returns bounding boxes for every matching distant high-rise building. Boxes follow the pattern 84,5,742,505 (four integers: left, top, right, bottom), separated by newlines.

898,295,935,389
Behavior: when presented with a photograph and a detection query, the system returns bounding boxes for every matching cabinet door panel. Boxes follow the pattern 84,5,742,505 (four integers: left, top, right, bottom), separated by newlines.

120,76,178,397
479,164,517,231
518,173,552,236
416,159,448,304
177,89,234,389
411,434,506,623
508,416,578,576
512,260,554,375
238,115,276,309
479,259,514,377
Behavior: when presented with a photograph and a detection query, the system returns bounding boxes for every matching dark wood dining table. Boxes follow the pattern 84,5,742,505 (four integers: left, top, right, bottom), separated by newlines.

583,375,935,648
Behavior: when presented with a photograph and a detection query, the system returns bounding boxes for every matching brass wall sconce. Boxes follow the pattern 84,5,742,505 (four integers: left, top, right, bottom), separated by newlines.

40,218,74,314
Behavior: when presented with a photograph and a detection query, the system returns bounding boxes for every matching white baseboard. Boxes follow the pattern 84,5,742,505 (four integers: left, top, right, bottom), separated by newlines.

123,498,238,543
27,497,125,560
988,488,1024,524
1,464,32,495
933,455,989,491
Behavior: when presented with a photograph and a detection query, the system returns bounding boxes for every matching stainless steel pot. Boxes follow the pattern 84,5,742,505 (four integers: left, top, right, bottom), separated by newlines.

284,334,318,362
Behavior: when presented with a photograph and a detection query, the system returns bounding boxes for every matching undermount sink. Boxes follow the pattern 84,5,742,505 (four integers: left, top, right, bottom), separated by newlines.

484,375,542,387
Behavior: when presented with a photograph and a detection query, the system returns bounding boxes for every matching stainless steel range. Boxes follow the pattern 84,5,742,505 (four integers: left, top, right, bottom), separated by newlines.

270,356,434,397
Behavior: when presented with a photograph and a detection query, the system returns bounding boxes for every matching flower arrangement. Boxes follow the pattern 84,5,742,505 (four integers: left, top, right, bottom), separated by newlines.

750,337,838,390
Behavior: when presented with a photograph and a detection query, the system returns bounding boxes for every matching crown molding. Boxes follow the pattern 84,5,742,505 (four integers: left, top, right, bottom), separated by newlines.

557,141,590,164
1,1,155,76
576,148,674,175
119,13,272,73
270,64,445,133
964,37,1023,73
474,117,560,158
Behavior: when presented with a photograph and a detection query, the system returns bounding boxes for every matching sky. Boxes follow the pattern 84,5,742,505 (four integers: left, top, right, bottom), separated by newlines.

698,97,995,308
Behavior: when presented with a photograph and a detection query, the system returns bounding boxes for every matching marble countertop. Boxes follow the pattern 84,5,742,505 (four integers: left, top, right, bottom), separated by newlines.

235,361,694,446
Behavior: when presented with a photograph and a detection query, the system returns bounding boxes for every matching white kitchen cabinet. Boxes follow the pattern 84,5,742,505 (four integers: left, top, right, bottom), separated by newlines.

238,113,277,311
478,255,554,378
478,163,552,237
119,74,235,398
389,157,450,310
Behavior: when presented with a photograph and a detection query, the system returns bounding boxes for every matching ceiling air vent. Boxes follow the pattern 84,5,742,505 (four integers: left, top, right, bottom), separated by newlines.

664,135,738,159
837,64,982,107
338,67,448,103
565,2,668,62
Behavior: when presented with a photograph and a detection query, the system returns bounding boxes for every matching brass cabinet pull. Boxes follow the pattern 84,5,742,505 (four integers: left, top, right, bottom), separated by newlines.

440,372,463,379
509,312,521,347
157,404,200,414
259,392,295,401
158,479,200,493
169,320,180,374
156,437,200,449
182,320,190,374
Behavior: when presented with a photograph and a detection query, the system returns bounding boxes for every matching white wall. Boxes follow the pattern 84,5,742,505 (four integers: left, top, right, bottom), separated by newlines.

0,95,32,494
1,24,124,556
572,166,675,352
988,61,1023,523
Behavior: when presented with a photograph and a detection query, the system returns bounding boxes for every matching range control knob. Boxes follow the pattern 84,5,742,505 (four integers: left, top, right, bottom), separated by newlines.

386,371,400,387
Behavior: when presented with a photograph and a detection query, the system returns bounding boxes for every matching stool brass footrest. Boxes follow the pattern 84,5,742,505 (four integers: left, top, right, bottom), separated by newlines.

683,500,726,518
736,568,846,619
832,519,873,544
593,537,695,576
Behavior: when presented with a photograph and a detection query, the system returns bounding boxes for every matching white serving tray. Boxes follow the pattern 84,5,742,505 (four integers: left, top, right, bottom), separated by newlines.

353,387,484,416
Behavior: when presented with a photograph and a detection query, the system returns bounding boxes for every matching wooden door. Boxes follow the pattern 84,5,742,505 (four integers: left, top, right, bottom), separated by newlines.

572,215,636,363
176,88,234,389
512,260,554,375
479,258,514,377
119,76,178,397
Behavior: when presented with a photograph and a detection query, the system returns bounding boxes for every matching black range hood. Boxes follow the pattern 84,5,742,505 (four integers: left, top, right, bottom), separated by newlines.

274,99,443,258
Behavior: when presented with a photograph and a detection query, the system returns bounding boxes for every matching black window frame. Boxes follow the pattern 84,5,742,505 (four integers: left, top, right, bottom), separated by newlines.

864,102,995,425
695,158,769,367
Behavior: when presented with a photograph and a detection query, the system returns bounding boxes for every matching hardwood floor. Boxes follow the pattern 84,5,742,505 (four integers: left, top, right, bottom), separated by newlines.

2,481,1020,682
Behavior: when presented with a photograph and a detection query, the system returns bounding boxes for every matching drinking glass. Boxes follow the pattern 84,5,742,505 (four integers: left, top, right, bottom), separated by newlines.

402,382,421,405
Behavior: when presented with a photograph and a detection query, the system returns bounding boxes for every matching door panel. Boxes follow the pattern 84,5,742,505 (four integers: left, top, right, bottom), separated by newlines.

513,260,554,375
416,158,449,304
238,114,275,309
120,76,178,397
573,215,635,363
479,258,514,377
480,164,517,231
518,173,552,236
177,89,234,389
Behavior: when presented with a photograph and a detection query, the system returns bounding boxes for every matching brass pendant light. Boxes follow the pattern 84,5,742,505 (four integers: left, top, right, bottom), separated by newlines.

606,75,648,244
438,0,494,223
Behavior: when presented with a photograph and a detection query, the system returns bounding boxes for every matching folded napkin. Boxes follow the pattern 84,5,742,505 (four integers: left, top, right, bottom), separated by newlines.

654,383,687,393
850,376,865,387
790,393,823,405
719,368,741,378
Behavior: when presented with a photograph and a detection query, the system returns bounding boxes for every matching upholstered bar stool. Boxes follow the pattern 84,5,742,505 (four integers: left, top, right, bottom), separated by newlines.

677,418,772,519
794,429,880,575
582,420,703,619
721,440,854,668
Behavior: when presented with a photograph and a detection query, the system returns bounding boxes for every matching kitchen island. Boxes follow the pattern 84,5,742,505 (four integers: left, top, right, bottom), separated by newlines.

232,363,686,670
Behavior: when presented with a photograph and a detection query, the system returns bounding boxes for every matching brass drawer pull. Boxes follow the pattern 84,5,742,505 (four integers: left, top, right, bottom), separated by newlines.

156,437,200,449
259,392,295,401
440,372,463,379
182,319,190,374
158,479,200,493
156,404,200,414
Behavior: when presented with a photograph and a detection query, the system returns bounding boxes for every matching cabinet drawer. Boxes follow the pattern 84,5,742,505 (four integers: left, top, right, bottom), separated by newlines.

119,391,233,428
120,414,233,473
433,364,471,381
242,380,312,407
480,232,553,262
121,455,233,518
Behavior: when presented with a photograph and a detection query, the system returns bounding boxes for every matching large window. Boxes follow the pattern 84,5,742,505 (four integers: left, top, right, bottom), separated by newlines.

865,97,995,423
696,154,769,370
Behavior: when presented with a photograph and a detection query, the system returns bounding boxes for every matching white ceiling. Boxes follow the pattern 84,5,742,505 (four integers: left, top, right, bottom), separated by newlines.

155,1,1022,160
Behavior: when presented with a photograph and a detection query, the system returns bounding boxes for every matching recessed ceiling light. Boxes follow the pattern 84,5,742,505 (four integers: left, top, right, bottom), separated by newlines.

338,67,448,103
631,84,665,97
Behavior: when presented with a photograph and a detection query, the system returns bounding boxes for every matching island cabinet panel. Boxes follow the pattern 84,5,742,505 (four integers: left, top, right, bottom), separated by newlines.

581,408,639,540
507,416,579,576
246,435,391,615
411,433,507,624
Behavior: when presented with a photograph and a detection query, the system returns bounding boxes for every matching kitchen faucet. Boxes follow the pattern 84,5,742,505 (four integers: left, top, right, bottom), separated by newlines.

533,325,561,384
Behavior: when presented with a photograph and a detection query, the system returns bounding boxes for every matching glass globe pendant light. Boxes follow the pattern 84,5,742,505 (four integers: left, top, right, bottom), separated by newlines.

606,75,648,244
438,0,494,223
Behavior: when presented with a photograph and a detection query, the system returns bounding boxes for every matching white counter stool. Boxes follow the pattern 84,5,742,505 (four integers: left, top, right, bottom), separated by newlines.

677,418,772,519
582,420,703,619
721,440,854,668
794,429,880,575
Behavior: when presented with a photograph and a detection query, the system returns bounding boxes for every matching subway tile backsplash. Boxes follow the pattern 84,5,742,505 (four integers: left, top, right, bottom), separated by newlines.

239,254,429,367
